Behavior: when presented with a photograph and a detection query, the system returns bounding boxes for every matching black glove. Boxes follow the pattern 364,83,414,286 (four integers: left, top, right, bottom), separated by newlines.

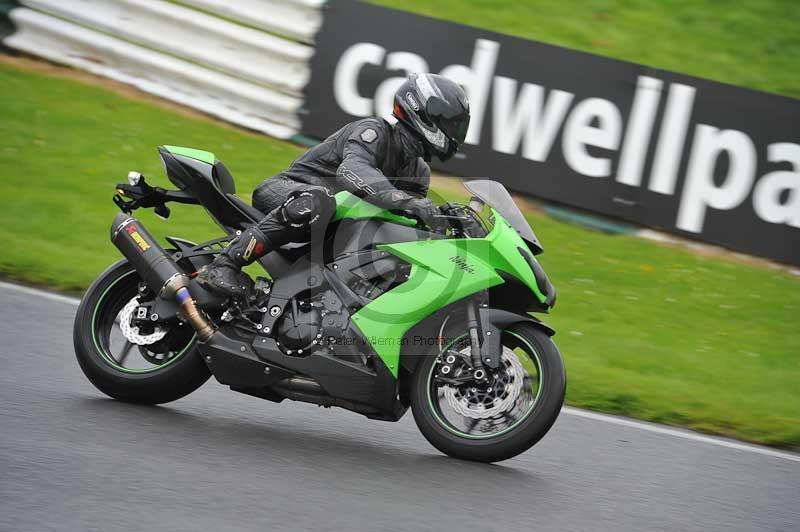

404,197,439,228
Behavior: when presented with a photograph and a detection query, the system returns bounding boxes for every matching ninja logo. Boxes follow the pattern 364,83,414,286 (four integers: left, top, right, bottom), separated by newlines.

450,255,475,274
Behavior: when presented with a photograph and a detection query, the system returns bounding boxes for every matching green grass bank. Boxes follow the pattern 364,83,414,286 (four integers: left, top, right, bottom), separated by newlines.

370,0,800,99
1,60,798,446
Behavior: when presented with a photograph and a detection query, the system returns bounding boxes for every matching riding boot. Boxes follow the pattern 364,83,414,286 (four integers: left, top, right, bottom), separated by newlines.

196,225,271,299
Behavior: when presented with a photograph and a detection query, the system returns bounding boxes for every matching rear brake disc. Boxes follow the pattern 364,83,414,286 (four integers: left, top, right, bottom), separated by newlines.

118,297,167,345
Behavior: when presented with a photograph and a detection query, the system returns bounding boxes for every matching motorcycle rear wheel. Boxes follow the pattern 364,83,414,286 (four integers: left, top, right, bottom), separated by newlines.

73,260,211,404
411,323,565,462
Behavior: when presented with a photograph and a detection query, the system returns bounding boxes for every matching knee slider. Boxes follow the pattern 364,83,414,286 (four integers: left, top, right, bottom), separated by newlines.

280,187,335,228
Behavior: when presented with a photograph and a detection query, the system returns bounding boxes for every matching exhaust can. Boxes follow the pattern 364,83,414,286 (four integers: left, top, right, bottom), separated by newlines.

110,212,188,298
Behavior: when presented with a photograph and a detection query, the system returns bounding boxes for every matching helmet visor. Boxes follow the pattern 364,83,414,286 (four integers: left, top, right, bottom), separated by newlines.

438,114,470,146
426,97,470,146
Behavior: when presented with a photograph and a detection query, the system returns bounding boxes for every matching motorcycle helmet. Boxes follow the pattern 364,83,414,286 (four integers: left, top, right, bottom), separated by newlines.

392,73,470,161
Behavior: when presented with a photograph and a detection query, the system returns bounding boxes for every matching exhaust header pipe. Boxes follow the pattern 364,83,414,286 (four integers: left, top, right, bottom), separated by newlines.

110,213,214,341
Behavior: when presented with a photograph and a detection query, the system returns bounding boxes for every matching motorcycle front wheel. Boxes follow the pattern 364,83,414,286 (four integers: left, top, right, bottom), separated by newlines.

73,260,210,404
411,322,566,462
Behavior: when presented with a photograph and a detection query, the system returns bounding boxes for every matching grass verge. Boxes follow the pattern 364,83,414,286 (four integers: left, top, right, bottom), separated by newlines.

1,58,798,446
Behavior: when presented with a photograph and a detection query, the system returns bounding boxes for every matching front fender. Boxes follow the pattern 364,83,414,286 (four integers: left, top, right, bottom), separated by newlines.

478,308,555,369
396,306,555,378
481,308,555,337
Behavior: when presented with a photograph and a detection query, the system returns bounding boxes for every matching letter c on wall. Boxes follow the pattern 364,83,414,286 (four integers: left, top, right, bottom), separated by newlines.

334,43,387,117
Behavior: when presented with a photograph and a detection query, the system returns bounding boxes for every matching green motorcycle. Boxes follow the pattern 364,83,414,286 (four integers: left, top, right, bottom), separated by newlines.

73,145,565,463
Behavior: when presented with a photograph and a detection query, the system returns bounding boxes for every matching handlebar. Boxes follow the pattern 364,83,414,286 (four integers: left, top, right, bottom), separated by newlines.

391,207,480,235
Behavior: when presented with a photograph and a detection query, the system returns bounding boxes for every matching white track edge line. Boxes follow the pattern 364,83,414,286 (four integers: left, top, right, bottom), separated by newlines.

1,280,798,463
562,407,800,463
0,280,81,306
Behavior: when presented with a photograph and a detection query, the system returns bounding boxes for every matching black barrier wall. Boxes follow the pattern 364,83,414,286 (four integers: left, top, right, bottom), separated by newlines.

302,0,800,265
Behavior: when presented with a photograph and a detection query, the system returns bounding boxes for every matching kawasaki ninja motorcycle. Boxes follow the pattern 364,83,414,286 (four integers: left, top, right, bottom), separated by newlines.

73,145,564,463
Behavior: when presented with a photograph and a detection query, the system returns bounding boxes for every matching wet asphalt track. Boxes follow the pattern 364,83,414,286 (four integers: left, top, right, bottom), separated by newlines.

1,282,798,532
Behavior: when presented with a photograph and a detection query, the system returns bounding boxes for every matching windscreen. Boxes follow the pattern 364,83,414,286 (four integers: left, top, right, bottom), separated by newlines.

463,180,543,254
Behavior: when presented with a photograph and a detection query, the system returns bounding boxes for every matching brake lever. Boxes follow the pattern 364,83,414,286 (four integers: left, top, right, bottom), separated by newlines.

392,209,449,234
116,179,154,197
113,193,134,214
114,181,162,213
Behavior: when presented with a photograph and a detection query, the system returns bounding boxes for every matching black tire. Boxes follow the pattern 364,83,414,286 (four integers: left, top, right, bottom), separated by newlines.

73,259,211,404
411,323,566,463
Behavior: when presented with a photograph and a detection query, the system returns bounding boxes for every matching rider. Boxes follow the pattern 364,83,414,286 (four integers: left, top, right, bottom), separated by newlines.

198,73,471,298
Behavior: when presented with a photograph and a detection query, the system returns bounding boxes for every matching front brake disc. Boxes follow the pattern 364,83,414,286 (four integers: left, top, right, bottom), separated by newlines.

444,346,526,419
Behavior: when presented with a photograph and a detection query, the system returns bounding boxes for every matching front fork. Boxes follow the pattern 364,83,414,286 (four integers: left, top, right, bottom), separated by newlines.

464,296,510,373
439,296,503,378
466,302,486,377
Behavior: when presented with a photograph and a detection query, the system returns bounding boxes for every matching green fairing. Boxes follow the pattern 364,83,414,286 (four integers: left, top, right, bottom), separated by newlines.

163,145,216,165
333,191,417,226
351,210,548,377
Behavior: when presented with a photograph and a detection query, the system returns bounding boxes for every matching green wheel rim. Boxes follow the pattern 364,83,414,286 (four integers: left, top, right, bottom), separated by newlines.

426,330,543,440
91,269,196,374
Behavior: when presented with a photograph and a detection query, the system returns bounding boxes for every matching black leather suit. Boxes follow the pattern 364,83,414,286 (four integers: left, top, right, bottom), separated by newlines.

250,118,431,248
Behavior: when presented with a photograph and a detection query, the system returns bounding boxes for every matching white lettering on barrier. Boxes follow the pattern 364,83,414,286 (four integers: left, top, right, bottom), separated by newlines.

330,40,800,237
753,143,800,228
491,76,573,161
439,38,499,145
617,76,663,187
374,51,430,120
677,125,757,233
333,42,385,116
649,82,696,195
562,98,623,178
